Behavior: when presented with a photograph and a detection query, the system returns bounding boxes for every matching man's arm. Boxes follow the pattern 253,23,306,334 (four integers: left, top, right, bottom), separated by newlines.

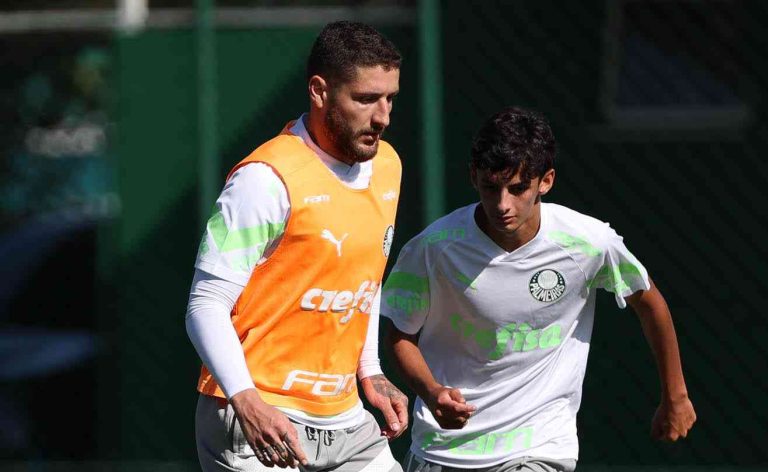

384,319,475,429
186,270,308,467
188,163,308,467
185,271,253,398
625,277,696,442
358,287,409,439
360,374,409,439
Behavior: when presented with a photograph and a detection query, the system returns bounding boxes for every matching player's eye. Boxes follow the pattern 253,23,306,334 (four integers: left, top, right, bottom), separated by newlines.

506,182,530,195
356,95,378,104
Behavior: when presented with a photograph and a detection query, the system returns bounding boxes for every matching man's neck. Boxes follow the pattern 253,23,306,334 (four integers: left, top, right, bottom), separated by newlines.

303,114,354,166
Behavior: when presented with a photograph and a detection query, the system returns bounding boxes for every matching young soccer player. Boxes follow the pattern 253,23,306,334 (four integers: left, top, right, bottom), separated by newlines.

382,107,696,471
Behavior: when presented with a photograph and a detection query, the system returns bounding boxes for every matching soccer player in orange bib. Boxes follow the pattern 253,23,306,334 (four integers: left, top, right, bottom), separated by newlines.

186,21,408,471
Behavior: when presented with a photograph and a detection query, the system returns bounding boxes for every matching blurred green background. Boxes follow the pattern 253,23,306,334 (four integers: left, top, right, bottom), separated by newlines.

1,1,766,470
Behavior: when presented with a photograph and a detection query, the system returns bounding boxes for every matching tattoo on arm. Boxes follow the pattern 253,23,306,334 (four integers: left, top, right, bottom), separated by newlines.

369,374,408,402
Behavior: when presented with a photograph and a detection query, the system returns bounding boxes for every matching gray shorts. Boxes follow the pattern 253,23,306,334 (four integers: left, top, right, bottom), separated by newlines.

402,451,576,472
195,394,402,472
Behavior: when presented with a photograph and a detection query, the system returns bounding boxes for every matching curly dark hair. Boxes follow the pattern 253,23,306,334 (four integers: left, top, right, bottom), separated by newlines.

306,21,402,84
470,107,556,184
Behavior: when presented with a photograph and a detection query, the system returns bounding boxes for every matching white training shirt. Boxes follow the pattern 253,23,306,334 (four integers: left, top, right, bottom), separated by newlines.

381,202,650,468
187,116,383,429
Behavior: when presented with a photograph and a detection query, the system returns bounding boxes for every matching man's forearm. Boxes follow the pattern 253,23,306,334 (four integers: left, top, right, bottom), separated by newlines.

628,280,689,400
186,269,255,399
358,286,384,380
385,324,441,401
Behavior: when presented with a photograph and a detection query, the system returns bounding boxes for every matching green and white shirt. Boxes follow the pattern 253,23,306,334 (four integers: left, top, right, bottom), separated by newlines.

382,202,650,468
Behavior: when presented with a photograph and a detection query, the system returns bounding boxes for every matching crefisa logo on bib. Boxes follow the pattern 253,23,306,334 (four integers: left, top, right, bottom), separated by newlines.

383,225,394,257
529,269,566,302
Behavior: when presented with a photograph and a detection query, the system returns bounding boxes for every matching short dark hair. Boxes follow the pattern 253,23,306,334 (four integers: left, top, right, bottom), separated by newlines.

470,107,556,184
307,21,402,84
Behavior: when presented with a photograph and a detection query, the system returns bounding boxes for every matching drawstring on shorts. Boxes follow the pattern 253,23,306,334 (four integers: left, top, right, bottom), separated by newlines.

305,426,335,446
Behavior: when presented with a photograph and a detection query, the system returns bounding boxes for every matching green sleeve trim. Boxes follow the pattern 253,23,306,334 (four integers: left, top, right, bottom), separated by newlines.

383,271,429,294
384,271,430,315
207,210,285,253
588,263,643,293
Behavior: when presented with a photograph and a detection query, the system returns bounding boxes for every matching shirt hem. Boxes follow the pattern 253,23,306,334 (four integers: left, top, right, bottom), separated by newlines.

411,444,578,469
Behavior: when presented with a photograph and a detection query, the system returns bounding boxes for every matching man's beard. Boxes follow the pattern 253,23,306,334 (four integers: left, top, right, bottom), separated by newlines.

323,105,381,163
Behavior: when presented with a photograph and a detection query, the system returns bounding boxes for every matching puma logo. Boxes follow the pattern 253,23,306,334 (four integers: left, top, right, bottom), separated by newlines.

321,229,348,257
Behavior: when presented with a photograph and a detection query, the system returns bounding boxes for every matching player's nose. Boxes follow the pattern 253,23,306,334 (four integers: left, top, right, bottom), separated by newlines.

371,99,390,129
497,192,514,214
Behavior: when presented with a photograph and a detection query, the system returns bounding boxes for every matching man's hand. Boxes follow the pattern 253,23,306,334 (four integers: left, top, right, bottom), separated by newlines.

651,395,696,442
360,374,409,439
425,386,476,430
229,389,309,468
385,322,475,431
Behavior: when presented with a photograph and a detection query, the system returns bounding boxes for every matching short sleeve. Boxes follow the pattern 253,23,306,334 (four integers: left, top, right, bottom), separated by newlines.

195,163,289,285
589,226,651,308
381,236,431,335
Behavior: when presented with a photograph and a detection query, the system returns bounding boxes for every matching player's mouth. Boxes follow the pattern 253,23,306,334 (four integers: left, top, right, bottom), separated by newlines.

496,215,516,225
360,132,380,145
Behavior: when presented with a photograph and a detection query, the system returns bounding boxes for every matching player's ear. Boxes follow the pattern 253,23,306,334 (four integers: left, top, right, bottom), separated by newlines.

308,75,328,109
538,169,555,196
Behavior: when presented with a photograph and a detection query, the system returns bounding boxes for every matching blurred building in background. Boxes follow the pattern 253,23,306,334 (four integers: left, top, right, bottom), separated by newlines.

0,1,766,471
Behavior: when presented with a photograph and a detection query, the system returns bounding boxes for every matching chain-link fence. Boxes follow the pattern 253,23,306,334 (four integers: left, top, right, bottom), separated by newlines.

1,1,766,469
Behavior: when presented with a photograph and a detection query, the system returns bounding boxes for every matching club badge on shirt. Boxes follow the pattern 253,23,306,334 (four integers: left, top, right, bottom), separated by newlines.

529,269,566,302
383,225,394,257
